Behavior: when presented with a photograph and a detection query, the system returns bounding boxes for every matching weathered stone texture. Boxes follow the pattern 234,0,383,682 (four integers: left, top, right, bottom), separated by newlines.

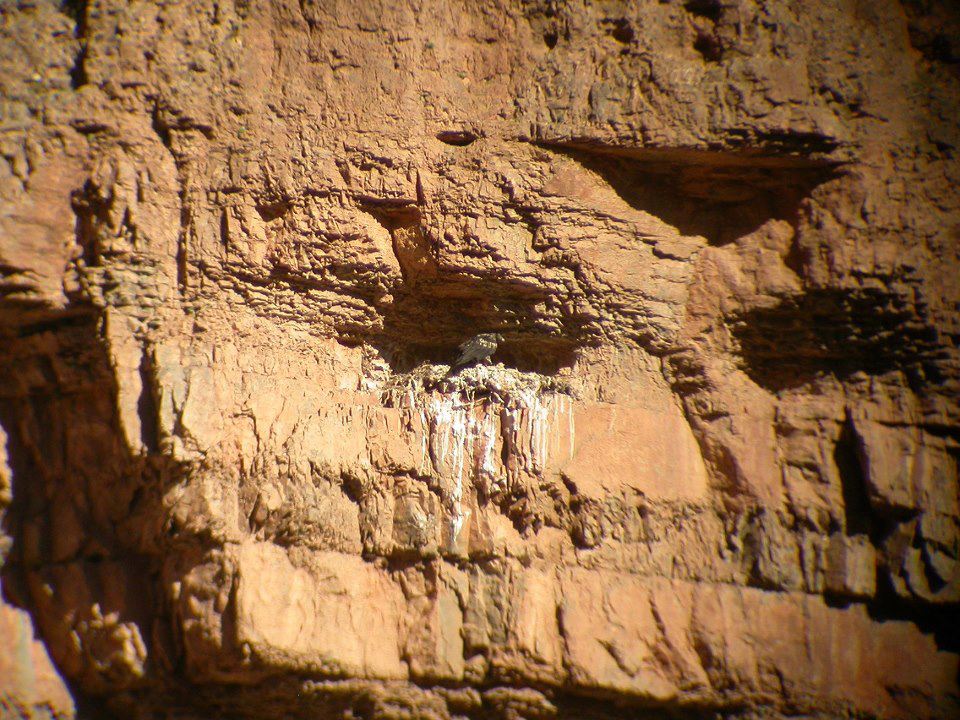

1,0,958,718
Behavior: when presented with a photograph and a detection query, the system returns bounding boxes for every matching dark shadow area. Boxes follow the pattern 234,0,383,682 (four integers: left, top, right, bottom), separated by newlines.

436,130,479,146
0,308,185,716
137,671,754,720
62,0,89,89
71,179,111,266
902,0,960,78
601,17,634,45
729,287,945,391
834,416,875,537
683,0,723,22
372,277,585,375
868,571,960,653
75,694,122,720
356,204,590,375
692,30,723,62
255,199,291,222
539,143,841,246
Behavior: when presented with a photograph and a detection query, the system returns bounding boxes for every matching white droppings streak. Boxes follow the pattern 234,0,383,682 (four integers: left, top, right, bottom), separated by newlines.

479,407,499,485
563,394,575,460
387,366,577,550
426,394,476,543
515,388,550,472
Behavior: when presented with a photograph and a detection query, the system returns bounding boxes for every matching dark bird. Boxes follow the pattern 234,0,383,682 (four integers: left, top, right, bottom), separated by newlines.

449,332,504,373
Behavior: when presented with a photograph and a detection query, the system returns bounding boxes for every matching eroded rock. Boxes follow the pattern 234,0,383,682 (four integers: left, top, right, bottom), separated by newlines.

0,0,958,718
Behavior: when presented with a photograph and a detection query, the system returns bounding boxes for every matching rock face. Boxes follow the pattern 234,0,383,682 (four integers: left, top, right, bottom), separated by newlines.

1,0,958,718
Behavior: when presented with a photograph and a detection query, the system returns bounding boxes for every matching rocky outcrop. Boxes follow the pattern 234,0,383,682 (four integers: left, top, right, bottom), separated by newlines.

0,0,958,718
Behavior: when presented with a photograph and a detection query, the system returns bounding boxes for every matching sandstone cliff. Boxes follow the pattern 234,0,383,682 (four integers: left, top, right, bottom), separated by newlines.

1,1,958,718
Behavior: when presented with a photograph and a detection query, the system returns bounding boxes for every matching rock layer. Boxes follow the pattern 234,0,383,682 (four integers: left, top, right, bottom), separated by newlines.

0,0,958,718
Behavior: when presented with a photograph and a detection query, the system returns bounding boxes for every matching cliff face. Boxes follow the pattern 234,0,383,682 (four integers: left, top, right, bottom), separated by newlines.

1,1,958,718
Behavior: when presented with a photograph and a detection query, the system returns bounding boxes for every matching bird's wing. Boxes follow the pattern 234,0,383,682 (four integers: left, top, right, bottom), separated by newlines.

453,346,476,367
452,337,484,367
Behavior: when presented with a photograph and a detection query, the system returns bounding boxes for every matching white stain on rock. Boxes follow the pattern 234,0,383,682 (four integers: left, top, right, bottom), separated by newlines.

384,365,577,549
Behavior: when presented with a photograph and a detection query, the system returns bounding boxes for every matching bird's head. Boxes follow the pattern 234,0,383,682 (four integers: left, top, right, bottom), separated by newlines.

493,333,505,343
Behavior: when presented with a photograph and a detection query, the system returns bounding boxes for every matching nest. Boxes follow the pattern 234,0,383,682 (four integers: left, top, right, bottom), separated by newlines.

380,362,579,407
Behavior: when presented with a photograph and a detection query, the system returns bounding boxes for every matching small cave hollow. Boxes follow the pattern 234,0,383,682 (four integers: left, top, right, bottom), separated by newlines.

693,31,723,62
539,144,840,246
255,199,291,223
372,281,584,376
684,0,723,22
436,130,479,147
358,206,589,377
603,18,634,45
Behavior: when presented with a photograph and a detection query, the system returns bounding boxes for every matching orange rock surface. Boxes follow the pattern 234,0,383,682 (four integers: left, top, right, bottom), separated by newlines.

0,1,958,718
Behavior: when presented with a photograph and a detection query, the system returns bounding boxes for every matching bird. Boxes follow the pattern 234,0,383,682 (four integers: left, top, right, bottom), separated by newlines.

448,332,504,373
